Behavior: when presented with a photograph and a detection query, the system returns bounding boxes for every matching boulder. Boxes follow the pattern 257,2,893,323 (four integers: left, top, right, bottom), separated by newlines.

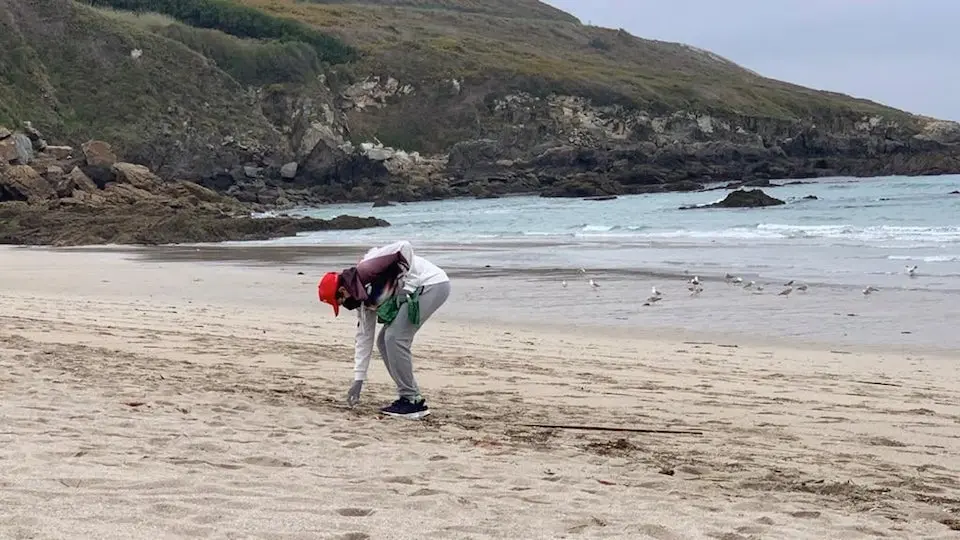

372,198,395,208
243,166,262,178
802,194,819,200
0,126,11,139
81,140,117,167
681,188,786,210
22,122,46,151
0,137,18,163
11,134,34,164
56,167,99,197
280,162,298,179
45,166,65,186
160,181,227,204
112,162,161,190
0,165,54,202
44,146,75,160
103,182,159,205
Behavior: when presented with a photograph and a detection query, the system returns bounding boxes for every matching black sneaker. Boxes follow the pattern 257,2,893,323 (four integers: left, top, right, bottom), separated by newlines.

379,397,431,420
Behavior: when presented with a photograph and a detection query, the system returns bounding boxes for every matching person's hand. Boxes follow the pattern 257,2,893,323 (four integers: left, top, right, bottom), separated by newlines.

346,380,363,407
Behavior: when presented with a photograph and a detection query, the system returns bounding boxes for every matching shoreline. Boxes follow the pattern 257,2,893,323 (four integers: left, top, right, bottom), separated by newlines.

2,244,959,538
8,244,960,357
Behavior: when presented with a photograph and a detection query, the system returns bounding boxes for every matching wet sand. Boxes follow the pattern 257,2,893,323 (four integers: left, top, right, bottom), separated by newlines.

1,246,959,539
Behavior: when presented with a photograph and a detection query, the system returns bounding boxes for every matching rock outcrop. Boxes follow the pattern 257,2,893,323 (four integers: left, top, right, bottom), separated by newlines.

0,124,390,246
681,189,786,210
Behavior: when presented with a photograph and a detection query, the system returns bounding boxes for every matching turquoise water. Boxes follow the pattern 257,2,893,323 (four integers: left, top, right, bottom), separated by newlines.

256,175,960,292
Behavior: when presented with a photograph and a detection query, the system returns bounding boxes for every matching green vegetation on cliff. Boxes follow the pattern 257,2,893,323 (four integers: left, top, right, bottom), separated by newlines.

77,0,357,64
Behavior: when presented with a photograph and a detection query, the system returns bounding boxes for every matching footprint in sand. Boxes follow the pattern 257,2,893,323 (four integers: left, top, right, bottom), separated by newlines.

336,508,375,517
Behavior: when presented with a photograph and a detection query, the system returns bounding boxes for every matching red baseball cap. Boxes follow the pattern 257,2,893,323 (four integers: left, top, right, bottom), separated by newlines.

318,272,341,316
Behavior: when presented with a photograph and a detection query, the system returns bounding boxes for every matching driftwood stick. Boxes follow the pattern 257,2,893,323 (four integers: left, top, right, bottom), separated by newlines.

520,423,703,435
852,380,902,388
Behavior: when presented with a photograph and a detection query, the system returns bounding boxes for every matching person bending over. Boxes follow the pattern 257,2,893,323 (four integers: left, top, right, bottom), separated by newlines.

317,241,450,419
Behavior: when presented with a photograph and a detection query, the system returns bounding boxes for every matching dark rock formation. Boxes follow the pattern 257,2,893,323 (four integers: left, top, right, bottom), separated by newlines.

680,189,786,210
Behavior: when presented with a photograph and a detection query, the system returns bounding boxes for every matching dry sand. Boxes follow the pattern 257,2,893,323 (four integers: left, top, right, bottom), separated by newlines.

1,246,959,540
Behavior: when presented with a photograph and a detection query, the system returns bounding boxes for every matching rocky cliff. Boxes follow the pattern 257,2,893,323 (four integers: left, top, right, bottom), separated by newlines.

2,0,959,206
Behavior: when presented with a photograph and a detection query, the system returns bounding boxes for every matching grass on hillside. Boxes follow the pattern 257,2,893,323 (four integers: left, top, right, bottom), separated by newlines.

299,0,580,23
236,0,916,124
77,0,357,64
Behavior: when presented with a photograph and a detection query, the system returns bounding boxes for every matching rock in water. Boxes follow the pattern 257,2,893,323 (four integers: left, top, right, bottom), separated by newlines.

0,165,54,202
680,188,786,210
372,198,395,207
81,140,117,167
280,162,299,179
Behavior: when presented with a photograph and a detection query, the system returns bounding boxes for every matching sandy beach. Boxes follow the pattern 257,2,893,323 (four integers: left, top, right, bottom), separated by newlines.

1,246,959,540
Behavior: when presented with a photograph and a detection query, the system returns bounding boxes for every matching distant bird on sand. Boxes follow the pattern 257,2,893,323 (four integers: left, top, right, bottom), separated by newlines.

589,279,600,289
689,275,700,286
561,280,568,288
579,268,587,275
732,277,743,284
796,284,809,292
643,295,663,306
863,286,880,296
651,286,662,298
779,287,793,297
743,280,755,290
906,265,918,277
690,285,704,297
784,280,795,286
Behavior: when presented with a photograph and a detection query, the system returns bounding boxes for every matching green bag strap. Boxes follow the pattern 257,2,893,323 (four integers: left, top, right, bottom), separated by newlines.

407,288,421,326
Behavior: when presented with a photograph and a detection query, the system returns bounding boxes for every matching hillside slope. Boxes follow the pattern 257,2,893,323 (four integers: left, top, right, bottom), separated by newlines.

2,0,959,204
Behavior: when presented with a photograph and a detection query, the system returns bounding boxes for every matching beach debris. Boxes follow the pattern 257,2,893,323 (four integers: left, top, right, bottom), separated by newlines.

658,467,676,476
905,265,918,277
643,295,662,306
853,380,902,388
778,287,793,297
862,286,879,296
521,423,703,436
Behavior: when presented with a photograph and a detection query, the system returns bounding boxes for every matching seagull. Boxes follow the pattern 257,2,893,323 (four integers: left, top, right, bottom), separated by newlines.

743,280,755,290
796,284,808,292
689,275,700,286
863,286,880,296
905,265,918,277
643,295,663,306
690,285,704,297
756,284,765,292
561,280,568,288
651,286,662,298
589,279,600,289
779,287,793,296
579,268,587,275
784,280,795,286
724,273,737,283
732,277,743,284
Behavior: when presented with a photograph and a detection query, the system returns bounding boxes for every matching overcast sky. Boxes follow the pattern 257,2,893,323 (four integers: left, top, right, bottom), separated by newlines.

545,0,957,121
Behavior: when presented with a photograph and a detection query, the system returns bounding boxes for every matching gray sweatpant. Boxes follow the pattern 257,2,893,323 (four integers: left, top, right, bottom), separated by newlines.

376,281,451,400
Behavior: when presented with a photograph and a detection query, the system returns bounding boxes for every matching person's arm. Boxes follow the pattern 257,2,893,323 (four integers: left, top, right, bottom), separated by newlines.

353,307,377,381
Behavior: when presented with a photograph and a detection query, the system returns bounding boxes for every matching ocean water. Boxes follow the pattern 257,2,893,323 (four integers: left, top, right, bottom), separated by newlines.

256,175,960,293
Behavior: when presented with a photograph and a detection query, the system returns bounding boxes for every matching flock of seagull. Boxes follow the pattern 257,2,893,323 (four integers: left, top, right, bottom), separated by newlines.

562,265,920,306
